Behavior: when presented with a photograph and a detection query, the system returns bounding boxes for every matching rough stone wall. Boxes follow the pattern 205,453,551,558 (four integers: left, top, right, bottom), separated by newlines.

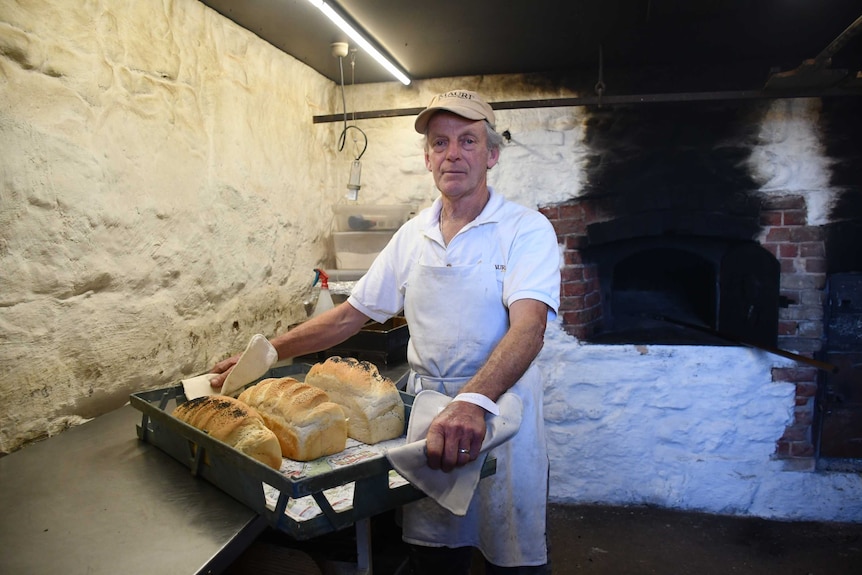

0,0,338,451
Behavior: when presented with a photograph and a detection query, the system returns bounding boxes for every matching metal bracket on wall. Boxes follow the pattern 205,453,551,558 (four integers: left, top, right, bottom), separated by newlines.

312,88,861,124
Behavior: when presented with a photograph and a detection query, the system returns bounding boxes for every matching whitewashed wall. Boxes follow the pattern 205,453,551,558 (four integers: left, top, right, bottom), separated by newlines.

0,0,340,449
1,1,859,523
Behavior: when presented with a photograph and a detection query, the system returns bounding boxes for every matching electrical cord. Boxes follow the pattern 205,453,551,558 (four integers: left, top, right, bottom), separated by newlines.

336,53,367,160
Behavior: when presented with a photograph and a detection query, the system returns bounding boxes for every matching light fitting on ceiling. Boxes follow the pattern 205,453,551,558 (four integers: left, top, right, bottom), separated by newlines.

306,0,411,85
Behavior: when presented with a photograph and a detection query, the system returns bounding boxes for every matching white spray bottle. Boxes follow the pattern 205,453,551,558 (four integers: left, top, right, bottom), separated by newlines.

311,268,334,317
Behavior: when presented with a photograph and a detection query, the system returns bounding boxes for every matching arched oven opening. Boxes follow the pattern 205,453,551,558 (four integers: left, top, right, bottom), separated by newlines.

585,237,780,346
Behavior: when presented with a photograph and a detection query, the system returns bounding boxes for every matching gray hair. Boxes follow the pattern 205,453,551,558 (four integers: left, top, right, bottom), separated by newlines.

484,122,505,151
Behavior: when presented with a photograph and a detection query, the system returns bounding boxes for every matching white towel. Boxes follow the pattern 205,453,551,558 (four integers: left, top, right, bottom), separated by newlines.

386,389,523,516
181,334,277,400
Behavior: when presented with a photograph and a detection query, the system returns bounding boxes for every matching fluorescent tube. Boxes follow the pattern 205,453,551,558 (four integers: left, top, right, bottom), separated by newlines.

308,0,411,85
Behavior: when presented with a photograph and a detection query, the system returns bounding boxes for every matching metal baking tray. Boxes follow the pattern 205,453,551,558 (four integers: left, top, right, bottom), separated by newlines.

129,363,494,540
298,317,410,365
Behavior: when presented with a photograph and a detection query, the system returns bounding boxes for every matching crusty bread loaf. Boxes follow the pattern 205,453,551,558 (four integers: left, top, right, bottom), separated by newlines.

304,356,405,444
238,377,348,461
172,395,282,470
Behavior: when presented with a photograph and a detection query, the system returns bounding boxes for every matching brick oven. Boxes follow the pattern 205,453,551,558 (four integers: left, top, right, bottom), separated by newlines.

539,97,862,466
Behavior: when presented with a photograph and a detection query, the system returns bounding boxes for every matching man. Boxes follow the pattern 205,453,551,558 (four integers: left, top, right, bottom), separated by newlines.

211,89,560,573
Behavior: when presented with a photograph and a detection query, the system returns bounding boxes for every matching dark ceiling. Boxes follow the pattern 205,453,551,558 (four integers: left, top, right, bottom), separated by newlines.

199,0,861,95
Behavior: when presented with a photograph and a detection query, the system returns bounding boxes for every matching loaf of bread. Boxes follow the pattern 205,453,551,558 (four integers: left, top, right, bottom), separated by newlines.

172,395,282,470
238,377,348,461
304,356,405,444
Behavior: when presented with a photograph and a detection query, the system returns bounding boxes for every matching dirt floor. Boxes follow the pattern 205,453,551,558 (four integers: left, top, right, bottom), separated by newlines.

226,503,862,575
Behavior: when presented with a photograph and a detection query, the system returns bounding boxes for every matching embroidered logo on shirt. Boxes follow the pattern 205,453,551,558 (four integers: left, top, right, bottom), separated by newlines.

495,264,506,271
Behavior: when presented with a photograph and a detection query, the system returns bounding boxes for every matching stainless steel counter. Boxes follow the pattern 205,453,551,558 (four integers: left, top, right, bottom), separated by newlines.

0,403,266,575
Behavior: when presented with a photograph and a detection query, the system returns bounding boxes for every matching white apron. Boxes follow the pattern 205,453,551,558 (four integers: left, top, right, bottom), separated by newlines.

400,237,549,567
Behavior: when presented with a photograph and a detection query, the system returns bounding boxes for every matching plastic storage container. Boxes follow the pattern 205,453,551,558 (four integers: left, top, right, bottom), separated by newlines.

333,204,414,232
334,231,394,269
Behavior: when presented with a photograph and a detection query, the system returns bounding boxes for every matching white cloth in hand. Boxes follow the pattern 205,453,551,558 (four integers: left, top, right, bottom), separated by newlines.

385,389,523,516
181,334,277,400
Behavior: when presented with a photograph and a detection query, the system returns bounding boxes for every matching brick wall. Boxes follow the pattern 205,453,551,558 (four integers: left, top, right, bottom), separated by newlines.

539,203,601,340
541,194,825,462
760,195,826,462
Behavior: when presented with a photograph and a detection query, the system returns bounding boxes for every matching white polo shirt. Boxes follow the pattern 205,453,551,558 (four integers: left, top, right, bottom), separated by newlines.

348,188,561,323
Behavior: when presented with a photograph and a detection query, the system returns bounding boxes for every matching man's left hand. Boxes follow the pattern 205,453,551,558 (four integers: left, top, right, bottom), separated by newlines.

425,401,487,472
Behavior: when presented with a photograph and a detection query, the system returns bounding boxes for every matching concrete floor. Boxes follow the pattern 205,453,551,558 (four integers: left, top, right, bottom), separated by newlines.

227,503,862,575
546,504,862,575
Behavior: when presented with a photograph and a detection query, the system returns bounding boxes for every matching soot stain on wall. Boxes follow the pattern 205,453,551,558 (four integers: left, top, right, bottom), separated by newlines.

581,100,768,203
821,97,862,274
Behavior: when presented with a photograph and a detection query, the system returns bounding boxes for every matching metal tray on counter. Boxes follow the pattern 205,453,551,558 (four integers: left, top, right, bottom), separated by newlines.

129,363,495,541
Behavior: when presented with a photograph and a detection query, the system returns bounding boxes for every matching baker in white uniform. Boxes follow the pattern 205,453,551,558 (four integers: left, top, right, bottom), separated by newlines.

212,89,561,574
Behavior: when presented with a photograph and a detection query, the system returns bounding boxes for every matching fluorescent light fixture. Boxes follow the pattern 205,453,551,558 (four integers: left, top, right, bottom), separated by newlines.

307,0,411,85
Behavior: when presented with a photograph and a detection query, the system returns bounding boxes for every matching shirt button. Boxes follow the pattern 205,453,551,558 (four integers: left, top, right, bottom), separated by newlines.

446,263,452,267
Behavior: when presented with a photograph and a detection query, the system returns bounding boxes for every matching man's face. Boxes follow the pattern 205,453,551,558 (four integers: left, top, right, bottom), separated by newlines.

424,112,499,200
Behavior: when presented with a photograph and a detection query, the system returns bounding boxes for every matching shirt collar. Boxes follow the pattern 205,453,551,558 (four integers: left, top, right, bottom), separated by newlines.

422,187,504,243
428,186,503,226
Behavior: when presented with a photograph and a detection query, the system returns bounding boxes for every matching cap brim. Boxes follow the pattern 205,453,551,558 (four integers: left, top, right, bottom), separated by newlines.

414,106,490,134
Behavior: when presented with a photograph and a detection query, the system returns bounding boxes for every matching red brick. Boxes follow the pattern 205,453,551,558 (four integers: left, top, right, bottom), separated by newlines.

559,295,584,311
583,264,599,281
779,258,796,274
765,227,792,242
790,227,823,242
561,266,585,283
795,382,818,397
761,242,779,257
563,251,585,266
780,425,807,441
562,281,590,297
805,258,827,273
575,305,603,324
563,323,586,338
759,212,782,226
559,203,586,221
789,441,815,458
584,291,602,307
539,206,559,220
771,366,818,382
779,243,799,258
560,310,581,326
794,407,815,426
799,242,825,257
564,250,585,266
552,219,585,236
783,209,807,226
762,195,806,210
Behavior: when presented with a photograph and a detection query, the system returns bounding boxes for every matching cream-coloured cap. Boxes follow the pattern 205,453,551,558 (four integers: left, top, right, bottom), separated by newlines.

414,89,495,133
